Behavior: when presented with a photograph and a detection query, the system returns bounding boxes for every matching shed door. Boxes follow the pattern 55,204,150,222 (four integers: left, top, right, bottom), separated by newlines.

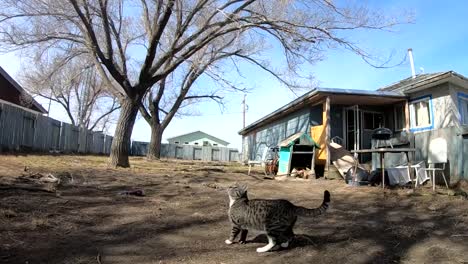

229,150,238,162
175,146,183,159
212,149,220,161
193,148,202,160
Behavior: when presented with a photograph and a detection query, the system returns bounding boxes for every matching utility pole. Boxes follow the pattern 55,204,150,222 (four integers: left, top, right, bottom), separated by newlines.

242,93,246,128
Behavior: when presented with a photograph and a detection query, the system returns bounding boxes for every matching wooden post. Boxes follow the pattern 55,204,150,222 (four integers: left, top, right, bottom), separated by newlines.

310,145,316,179
405,100,410,131
325,97,331,173
404,100,413,162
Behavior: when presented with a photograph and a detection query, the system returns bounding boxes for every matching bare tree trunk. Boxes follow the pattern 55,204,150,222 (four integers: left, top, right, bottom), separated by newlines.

109,99,139,167
147,123,164,160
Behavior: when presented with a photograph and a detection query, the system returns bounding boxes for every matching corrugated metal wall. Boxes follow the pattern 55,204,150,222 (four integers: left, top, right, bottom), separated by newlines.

0,101,112,154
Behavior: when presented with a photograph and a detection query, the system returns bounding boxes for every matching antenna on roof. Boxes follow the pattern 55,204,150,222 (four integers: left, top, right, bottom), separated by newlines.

408,48,416,79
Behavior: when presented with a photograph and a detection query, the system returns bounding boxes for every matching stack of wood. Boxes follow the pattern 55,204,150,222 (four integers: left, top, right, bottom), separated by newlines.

290,168,313,179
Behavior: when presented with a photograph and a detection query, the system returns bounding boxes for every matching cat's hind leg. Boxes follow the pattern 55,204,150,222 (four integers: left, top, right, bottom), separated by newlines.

256,235,277,253
239,229,248,244
280,227,294,248
281,217,297,248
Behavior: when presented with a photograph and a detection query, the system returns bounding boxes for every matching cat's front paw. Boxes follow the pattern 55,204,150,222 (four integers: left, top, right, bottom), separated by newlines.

225,239,233,245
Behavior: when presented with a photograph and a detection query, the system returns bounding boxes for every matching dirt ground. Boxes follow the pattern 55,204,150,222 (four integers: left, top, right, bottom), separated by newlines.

0,155,467,264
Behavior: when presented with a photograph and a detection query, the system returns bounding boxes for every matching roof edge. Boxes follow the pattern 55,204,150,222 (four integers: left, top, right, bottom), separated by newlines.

378,71,452,92
167,130,230,145
0,66,48,114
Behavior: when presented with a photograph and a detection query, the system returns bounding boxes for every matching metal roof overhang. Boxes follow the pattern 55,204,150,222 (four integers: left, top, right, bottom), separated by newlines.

403,72,468,93
238,88,407,135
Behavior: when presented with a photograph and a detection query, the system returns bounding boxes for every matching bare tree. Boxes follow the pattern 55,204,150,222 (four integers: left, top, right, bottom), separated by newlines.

140,34,252,159
0,0,410,167
20,55,120,132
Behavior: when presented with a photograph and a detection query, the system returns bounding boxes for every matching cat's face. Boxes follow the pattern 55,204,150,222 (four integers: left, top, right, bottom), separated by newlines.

227,184,248,200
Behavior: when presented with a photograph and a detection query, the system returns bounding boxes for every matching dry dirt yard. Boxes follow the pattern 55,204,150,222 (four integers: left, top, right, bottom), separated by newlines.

0,155,467,264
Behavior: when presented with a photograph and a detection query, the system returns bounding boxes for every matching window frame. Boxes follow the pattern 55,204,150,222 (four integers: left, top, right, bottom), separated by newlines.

409,95,434,132
393,103,406,132
457,92,468,125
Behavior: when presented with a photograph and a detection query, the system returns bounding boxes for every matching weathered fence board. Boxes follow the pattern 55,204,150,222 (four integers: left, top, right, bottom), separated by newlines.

104,135,113,154
131,141,149,156
91,132,105,154
33,115,61,151
60,123,79,153
0,102,37,151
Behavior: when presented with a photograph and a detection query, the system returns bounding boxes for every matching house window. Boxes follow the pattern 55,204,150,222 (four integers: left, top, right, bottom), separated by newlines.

203,141,209,146
409,95,433,131
394,104,405,131
463,100,468,125
184,142,189,144
363,112,384,129
213,143,218,146
194,142,199,145
174,141,179,144
458,92,468,125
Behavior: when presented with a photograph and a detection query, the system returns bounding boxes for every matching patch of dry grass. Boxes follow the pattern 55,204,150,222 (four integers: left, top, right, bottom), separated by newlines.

0,208,17,218
30,214,50,230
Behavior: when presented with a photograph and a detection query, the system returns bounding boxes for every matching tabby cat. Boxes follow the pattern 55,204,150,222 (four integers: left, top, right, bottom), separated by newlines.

225,184,330,253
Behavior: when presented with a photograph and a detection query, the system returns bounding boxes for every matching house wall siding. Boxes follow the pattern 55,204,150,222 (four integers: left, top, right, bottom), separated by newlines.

450,83,468,126
243,108,312,161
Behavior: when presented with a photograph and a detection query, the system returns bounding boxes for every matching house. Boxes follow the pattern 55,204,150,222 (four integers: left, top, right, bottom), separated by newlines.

0,66,47,114
167,131,230,147
239,71,468,182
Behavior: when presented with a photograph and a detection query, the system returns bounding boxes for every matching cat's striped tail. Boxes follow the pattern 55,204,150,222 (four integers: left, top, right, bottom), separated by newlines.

295,190,330,217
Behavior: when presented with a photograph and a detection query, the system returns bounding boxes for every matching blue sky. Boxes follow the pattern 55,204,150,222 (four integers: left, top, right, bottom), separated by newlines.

2,0,468,150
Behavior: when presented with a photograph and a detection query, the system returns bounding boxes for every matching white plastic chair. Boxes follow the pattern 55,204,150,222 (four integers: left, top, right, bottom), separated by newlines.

247,147,269,176
412,161,429,187
422,137,449,191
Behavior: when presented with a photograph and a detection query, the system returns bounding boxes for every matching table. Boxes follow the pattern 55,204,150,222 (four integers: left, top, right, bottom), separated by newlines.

351,148,417,189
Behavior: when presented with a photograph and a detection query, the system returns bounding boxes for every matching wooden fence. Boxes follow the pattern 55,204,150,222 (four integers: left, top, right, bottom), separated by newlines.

0,101,239,162
0,101,112,154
